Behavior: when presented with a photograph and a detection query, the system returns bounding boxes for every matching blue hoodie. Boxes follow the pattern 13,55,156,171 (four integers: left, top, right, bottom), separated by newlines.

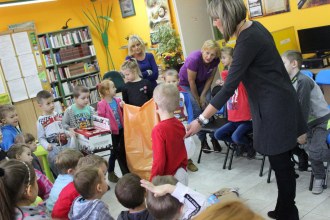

0,125,20,151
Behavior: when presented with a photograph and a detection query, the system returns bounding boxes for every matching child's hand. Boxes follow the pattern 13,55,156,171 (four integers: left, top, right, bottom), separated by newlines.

119,100,125,108
140,179,176,197
215,79,224,86
47,144,53,151
69,128,76,137
297,133,307,144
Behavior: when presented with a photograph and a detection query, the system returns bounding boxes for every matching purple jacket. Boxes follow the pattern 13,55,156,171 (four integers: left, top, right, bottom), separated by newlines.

97,98,123,135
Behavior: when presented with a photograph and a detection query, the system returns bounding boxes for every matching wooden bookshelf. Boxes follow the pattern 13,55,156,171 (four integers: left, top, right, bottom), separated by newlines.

37,26,101,111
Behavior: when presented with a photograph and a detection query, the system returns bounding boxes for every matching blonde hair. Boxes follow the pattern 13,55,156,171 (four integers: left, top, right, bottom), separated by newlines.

208,0,247,42
128,35,146,56
0,105,16,122
121,58,142,78
201,40,221,58
97,79,114,98
194,198,264,220
163,69,179,80
77,154,108,169
221,46,234,57
153,84,180,113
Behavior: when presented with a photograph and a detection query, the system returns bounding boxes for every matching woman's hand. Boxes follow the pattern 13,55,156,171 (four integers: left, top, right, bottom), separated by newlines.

200,95,207,109
185,119,202,138
140,179,175,197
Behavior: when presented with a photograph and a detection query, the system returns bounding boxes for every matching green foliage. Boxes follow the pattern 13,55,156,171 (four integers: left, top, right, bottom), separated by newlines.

151,23,182,57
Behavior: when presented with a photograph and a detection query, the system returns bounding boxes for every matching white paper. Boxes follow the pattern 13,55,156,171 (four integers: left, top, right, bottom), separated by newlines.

0,75,5,94
18,53,38,77
12,32,32,55
1,57,22,81
0,35,16,59
264,0,286,14
24,75,43,98
7,78,28,102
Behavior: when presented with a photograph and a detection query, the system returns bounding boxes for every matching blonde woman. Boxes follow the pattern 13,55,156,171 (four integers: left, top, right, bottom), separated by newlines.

186,1,307,220
126,35,159,89
178,39,221,153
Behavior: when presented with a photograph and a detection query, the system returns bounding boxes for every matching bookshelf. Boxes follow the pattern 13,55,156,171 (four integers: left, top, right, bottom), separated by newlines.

37,26,101,112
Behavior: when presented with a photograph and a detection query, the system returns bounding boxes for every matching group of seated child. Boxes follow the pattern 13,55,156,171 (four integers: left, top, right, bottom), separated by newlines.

0,48,329,219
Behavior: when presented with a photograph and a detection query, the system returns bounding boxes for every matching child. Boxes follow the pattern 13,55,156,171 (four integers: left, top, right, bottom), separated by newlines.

0,104,20,152
7,144,53,200
63,85,95,132
282,50,330,194
36,90,71,176
0,159,51,219
97,79,129,182
151,83,188,185
115,173,154,220
141,175,239,220
121,58,154,107
52,154,108,219
213,47,255,159
15,132,43,173
46,149,83,212
163,69,199,172
68,166,114,220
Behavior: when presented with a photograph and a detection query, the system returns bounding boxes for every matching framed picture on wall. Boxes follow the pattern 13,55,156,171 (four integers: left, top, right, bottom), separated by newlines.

119,0,136,18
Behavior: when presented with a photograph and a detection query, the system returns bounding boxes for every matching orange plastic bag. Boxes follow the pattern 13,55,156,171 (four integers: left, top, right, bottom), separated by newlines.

123,99,159,180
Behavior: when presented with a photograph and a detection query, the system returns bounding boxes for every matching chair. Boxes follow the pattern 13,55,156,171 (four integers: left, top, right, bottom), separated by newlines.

103,71,125,93
34,145,54,182
315,69,330,109
301,70,313,78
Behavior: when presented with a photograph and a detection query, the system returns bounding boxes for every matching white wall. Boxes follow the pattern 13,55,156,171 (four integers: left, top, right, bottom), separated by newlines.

172,0,215,58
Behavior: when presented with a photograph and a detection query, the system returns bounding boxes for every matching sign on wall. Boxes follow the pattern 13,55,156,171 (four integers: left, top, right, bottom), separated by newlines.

247,0,290,18
145,0,171,45
298,0,330,9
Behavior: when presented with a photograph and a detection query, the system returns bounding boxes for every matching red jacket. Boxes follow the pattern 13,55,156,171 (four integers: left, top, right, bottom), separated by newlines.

52,182,79,219
150,117,188,181
97,98,124,134
222,70,251,122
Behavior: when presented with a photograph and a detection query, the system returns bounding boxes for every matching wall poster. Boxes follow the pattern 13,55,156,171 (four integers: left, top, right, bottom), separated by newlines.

145,0,171,45
298,0,330,9
247,0,290,18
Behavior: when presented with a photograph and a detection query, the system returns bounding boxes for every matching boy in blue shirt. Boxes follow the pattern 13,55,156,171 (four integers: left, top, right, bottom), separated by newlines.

0,104,20,152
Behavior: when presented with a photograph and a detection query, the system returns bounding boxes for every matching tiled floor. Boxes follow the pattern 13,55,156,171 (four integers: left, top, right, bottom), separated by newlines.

102,138,330,220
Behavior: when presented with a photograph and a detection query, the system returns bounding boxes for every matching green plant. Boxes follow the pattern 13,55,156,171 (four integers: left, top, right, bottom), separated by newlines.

83,0,114,71
151,23,182,67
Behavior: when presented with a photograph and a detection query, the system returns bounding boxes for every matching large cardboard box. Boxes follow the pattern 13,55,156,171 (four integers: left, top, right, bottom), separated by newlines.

75,115,112,154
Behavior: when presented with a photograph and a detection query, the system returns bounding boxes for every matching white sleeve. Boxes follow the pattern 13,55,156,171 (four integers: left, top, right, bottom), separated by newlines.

37,120,50,149
171,182,208,220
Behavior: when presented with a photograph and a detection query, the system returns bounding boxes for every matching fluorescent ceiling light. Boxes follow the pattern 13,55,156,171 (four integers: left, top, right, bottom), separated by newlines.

0,0,55,8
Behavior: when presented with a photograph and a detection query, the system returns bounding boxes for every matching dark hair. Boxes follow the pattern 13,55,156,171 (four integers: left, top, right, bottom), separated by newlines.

36,90,52,104
0,104,16,122
73,85,89,98
282,50,303,70
208,0,247,42
115,173,145,209
55,149,83,174
14,133,35,144
77,154,108,169
74,166,101,199
0,160,36,220
6,144,30,159
146,176,181,220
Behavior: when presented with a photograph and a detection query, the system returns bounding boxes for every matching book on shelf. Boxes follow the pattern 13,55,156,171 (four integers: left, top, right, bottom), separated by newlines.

54,101,63,113
51,85,60,98
46,69,57,82
90,90,100,104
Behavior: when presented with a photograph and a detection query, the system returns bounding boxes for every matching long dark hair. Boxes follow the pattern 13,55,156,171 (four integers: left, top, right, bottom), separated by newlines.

0,160,36,220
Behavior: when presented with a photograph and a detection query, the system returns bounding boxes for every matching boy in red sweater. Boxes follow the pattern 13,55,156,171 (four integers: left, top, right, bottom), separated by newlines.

150,84,188,185
52,154,108,219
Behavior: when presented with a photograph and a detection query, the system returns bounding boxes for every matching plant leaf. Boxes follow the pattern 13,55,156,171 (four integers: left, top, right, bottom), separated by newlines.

98,15,113,22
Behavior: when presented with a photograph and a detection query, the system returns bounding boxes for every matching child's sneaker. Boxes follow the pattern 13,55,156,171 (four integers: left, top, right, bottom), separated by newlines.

108,171,119,183
187,159,198,172
312,178,324,194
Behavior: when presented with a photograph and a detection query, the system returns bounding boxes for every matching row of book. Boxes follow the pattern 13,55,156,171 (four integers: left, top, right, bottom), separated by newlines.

51,84,61,98
64,90,100,106
53,45,95,64
38,28,91,50
62,75,100,96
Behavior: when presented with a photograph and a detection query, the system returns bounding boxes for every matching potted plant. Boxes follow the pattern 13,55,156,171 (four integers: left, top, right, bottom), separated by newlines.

151,23,182,70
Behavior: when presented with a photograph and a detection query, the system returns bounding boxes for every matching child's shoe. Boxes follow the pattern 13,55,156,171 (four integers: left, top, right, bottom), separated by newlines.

187,159,198,172
312,178,324,194
201,140,212,153
108,171,119,183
